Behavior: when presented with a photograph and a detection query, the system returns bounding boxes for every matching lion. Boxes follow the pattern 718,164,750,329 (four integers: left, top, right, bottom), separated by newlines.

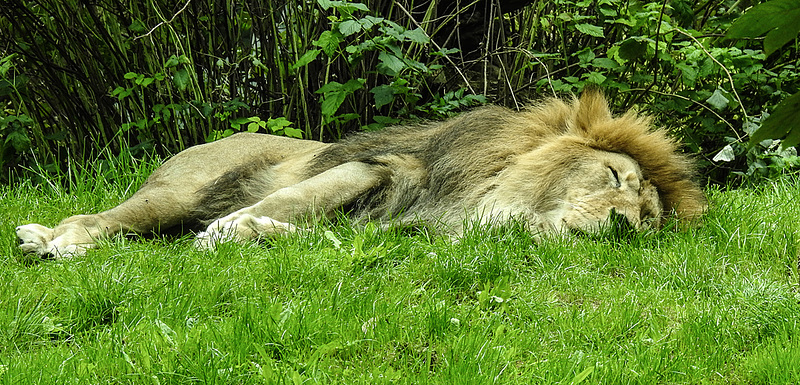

16,91,706,258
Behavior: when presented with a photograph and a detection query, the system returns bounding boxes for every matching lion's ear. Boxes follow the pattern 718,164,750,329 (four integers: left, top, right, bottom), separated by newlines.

574,90,613,131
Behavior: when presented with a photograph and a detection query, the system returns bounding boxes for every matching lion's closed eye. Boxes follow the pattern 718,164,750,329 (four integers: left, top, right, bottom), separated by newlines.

608,166,621,188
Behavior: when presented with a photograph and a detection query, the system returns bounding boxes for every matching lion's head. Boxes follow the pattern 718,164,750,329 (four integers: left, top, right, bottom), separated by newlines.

526,146,664,234
477,91,706,235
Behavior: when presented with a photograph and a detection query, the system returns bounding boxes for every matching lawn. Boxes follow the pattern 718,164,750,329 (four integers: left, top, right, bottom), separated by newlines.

2,163,800,384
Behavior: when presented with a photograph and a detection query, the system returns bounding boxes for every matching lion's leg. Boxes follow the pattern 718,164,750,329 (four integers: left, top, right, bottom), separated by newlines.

17,214,134,259
16,186,200,259
15,133,326,259
194,161,386,249
16,157,229,259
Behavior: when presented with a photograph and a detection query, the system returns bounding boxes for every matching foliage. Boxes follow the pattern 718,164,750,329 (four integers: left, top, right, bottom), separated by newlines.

0,0,488,182
0,54,35,173
0,0,799,185
724,0,800,150
726,0,800,56
293,0,491,137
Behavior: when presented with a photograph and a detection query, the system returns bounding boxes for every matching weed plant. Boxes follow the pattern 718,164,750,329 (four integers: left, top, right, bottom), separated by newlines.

2,154,800,384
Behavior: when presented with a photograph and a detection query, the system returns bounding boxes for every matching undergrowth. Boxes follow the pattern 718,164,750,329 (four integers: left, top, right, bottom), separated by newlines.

1,0,798,184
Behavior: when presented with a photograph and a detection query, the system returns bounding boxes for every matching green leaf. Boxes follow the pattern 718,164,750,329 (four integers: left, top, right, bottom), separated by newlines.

585,71,607,84
321,92,347,116
618,37,648,61
110,87,123,96
336,113,361,123
591,58,618,69
0,55,14,77
765,18,800,54
199,102,214,118
599,7,617,17
6,127,31,151
139,77,155,87
317,0,369,11
402,27,429,44
316,0,335,9
342,78,365,93
339,20,362,37
267,117,293,131
284,126,304,139
370,85,395,108
380,20,404,40
316,81,342,95
173,68,190,91
314,30,343,56
377,52,405,76
576,49,595,67
165,55,180,68
360,16,384,29
316,79,364,107
292,49,320,70
349,2,369,11
675,62,697,86
726,0,800,55
434,47,460,56
230,117,255,130
575,23,605,38
318,79,365,116
129,19,146,33
705,88,731,111
750,92,800,147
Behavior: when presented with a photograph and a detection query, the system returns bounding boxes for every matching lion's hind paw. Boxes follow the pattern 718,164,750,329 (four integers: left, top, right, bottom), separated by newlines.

193,214,301,251
193,223,239,251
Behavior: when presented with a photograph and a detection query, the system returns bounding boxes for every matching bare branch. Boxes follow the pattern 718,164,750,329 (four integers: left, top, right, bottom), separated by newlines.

134,0,192,41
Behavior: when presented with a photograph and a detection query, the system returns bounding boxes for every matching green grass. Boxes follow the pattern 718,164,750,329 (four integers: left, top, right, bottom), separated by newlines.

3,161,800,383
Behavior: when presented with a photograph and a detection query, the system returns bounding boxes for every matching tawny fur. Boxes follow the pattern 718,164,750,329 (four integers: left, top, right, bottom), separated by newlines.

301,91,705,225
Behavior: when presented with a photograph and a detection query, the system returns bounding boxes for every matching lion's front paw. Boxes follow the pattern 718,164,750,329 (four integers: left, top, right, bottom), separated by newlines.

194,214,300,250
16,223,56,256
16,223,92,259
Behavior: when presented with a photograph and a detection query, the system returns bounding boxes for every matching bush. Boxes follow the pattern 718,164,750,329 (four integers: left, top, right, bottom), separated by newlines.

0,0,798,185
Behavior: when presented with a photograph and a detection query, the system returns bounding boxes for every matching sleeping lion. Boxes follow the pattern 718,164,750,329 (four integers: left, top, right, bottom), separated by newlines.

17,91,706,258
